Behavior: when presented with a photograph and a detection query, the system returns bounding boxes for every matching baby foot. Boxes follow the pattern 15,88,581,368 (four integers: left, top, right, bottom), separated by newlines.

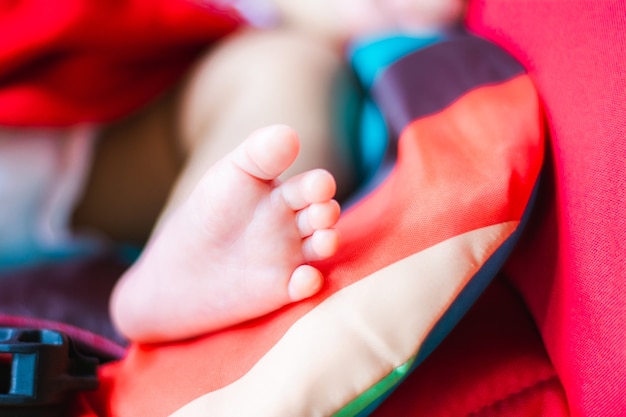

110,125,340,343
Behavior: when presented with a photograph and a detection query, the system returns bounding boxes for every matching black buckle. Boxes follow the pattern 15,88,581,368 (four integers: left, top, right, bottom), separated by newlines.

0,328,98,416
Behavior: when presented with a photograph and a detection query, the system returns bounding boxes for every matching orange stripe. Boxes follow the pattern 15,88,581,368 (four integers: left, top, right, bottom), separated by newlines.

335,74,544,279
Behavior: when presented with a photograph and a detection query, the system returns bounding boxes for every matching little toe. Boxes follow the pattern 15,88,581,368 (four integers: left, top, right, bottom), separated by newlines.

288,265,324,301
279,169,337,211
233,125,300,181
296,200,341,237
302,229,340,261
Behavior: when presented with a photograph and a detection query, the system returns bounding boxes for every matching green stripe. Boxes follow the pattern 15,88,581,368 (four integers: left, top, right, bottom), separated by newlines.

333,355,417,417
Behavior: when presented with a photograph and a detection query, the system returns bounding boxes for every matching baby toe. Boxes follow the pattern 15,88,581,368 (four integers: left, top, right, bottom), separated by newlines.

280,169,337,211
296,200,341,237
288,265,324,301
302,229,340,261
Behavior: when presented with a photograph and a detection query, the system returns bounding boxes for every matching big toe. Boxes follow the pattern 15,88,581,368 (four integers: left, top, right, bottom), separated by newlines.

233,125,300,181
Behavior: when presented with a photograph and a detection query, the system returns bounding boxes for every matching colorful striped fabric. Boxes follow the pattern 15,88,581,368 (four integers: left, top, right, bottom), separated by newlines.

82,31,544,417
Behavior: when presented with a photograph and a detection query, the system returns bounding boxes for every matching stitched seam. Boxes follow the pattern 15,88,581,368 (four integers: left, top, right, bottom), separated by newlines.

467,374,561,416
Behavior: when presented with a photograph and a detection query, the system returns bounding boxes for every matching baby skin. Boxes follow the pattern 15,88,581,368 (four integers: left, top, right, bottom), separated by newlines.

110,125,340,343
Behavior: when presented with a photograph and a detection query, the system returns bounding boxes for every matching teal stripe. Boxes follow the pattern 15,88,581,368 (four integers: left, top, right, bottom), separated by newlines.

347,32,445,185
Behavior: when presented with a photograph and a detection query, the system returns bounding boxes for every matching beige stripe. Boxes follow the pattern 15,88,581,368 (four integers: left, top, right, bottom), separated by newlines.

170,221,518,417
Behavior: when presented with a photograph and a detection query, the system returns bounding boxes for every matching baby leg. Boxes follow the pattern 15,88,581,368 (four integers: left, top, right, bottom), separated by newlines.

164,28,357,221
74,28,356,245
110,125,340,343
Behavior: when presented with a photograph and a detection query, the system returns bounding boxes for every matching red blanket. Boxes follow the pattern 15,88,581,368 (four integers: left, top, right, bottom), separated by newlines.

0,0,241,127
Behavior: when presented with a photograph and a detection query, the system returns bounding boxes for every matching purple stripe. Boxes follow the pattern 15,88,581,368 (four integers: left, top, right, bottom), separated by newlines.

372,34,526,136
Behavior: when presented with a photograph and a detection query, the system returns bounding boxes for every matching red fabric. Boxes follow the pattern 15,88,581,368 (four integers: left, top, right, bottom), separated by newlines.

372,278,569,417
0,0,242,127
467,2,626,417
